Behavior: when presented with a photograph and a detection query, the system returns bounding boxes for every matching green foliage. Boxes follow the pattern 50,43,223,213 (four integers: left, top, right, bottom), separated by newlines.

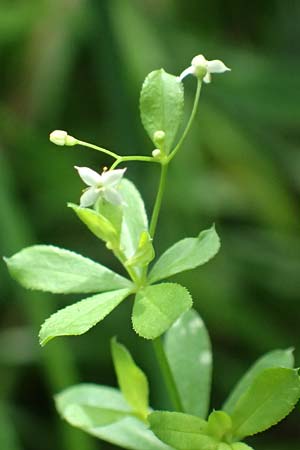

132,283,193,339
111,338,149,419
140,69,184,154
148,226,220,283
149,411,215,450
39,289,131,346
230,367,300,439
125,231,155,268
206,411,232,441
56,385,169,450
164,309,212,418
223,348,294,413
69,203,120,248
4,245,132,293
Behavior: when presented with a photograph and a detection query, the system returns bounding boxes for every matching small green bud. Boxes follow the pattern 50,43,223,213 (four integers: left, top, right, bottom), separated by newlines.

106,241,113,250
49,130,77,146
153,130,165,147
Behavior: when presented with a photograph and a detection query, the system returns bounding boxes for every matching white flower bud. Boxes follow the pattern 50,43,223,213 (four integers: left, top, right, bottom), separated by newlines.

153,130,166,147
49,130,77,146
152,149,162,159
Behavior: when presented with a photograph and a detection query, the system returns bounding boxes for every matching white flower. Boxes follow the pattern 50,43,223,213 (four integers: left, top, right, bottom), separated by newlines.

179,54,231,83
75,166,126,207
49,130,77,146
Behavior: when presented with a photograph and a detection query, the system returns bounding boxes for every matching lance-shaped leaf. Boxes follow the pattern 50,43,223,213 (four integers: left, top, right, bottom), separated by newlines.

132,283,193,340
149,411,216,450
4,245,132,294
148,226,220,283
69,203,120,247
118,179,149,261
223,348,294,413
125,231,155,269
206,411,232,441
140,69,184,153
164,309,212,418
39,288,131,346
56,384,171,450
111,338,149,419
230,367,300,439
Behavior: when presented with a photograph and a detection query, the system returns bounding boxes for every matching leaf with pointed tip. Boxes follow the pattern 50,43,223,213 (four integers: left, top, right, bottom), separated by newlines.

148,226,220,283
39,288,131,346
56,384,172,450
111,338,149,419
69,203,119,247
132,283,192,340
230,367,300,439
223,348,294,413
140,69,184,153
118,179,149,261
4,245,132,294
164,309,212,418
206,411,232,441
149,411,215,450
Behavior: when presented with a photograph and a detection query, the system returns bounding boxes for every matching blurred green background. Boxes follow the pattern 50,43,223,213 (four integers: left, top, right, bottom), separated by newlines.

1,1,300,449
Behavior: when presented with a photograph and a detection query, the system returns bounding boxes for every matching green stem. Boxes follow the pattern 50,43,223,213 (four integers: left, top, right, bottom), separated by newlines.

152,337,184,412
110,155,157,170
149,163,168,238
77,140,119,159
167,79,202,162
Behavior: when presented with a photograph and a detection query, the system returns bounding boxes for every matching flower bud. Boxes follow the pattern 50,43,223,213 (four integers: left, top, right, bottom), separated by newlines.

49,130,77,146
153,130,166,147
152,149,162,159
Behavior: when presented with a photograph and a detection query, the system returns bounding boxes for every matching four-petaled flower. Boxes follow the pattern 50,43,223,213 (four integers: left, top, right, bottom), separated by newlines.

75,166,126,207
179,54,230,83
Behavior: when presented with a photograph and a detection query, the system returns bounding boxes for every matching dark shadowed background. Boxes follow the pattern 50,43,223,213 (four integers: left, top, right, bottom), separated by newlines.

1,1,300,449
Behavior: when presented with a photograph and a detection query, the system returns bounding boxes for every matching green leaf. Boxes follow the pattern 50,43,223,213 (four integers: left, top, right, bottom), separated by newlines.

132,283,193,340
164,309,212,418
140,69,184,154
69,203,119,247
111,338,149,419
148,226,220,283
216,444,231,450
56,384,171,450
39,288,131,346
230,367,300,439
125,231,155,269
231,444,254,450
4,245,132,294
206,411,232,441
118,179,149,261
223,348,294,413
149,411,216,450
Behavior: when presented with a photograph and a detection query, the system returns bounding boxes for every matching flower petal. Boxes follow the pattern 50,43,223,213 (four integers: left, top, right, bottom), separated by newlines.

103,188,123,205
207,59,230,73
79,187,100,207
75,166,102,187
203,72,212,83
101,168,126,187
178,66,194,81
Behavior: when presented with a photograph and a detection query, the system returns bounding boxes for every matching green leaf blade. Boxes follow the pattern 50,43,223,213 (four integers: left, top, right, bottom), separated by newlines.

4,245,132,294
164,309,212,418
111,338,149,419
230,367,300,439
149,411,215,450
132,283,193,340
140,69,184,153
39,288,131,346
56,384,171,450
149,226,220,283
223,348,294,413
